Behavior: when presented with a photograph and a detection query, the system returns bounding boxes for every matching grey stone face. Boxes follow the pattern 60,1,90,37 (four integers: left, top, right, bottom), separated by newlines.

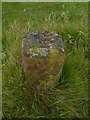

22,30,65,91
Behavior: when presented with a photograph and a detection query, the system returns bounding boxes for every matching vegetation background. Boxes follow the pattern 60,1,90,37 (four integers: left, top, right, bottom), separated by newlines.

2,2,88,119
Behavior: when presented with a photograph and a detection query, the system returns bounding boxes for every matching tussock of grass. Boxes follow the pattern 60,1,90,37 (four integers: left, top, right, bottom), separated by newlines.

2,3,88,119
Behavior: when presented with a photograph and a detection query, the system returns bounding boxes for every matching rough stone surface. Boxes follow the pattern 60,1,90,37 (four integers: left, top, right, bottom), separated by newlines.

22,30,65,91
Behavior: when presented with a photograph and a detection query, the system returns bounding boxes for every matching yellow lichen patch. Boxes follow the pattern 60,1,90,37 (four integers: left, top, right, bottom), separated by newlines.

49,58,54,64
27,57,33,63
54,48,59,54
49,75,54,80
50,66,54,70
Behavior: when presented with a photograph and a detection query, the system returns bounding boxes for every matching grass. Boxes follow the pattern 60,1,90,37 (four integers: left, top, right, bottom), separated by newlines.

2,2,88,119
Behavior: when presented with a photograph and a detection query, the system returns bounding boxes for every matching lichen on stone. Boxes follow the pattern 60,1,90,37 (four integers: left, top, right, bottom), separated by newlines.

22,30,65,91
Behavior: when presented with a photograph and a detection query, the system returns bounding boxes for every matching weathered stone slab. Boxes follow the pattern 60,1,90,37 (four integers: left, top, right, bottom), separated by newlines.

22,30,65,91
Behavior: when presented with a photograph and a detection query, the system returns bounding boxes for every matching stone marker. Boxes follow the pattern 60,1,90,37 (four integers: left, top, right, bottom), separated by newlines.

22,30,65,91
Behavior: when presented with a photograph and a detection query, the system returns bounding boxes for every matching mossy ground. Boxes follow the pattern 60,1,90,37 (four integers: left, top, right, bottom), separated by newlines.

2,2,88,119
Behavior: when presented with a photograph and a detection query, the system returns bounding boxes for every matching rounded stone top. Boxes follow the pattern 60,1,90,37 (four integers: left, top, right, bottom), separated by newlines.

22,30,65,58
